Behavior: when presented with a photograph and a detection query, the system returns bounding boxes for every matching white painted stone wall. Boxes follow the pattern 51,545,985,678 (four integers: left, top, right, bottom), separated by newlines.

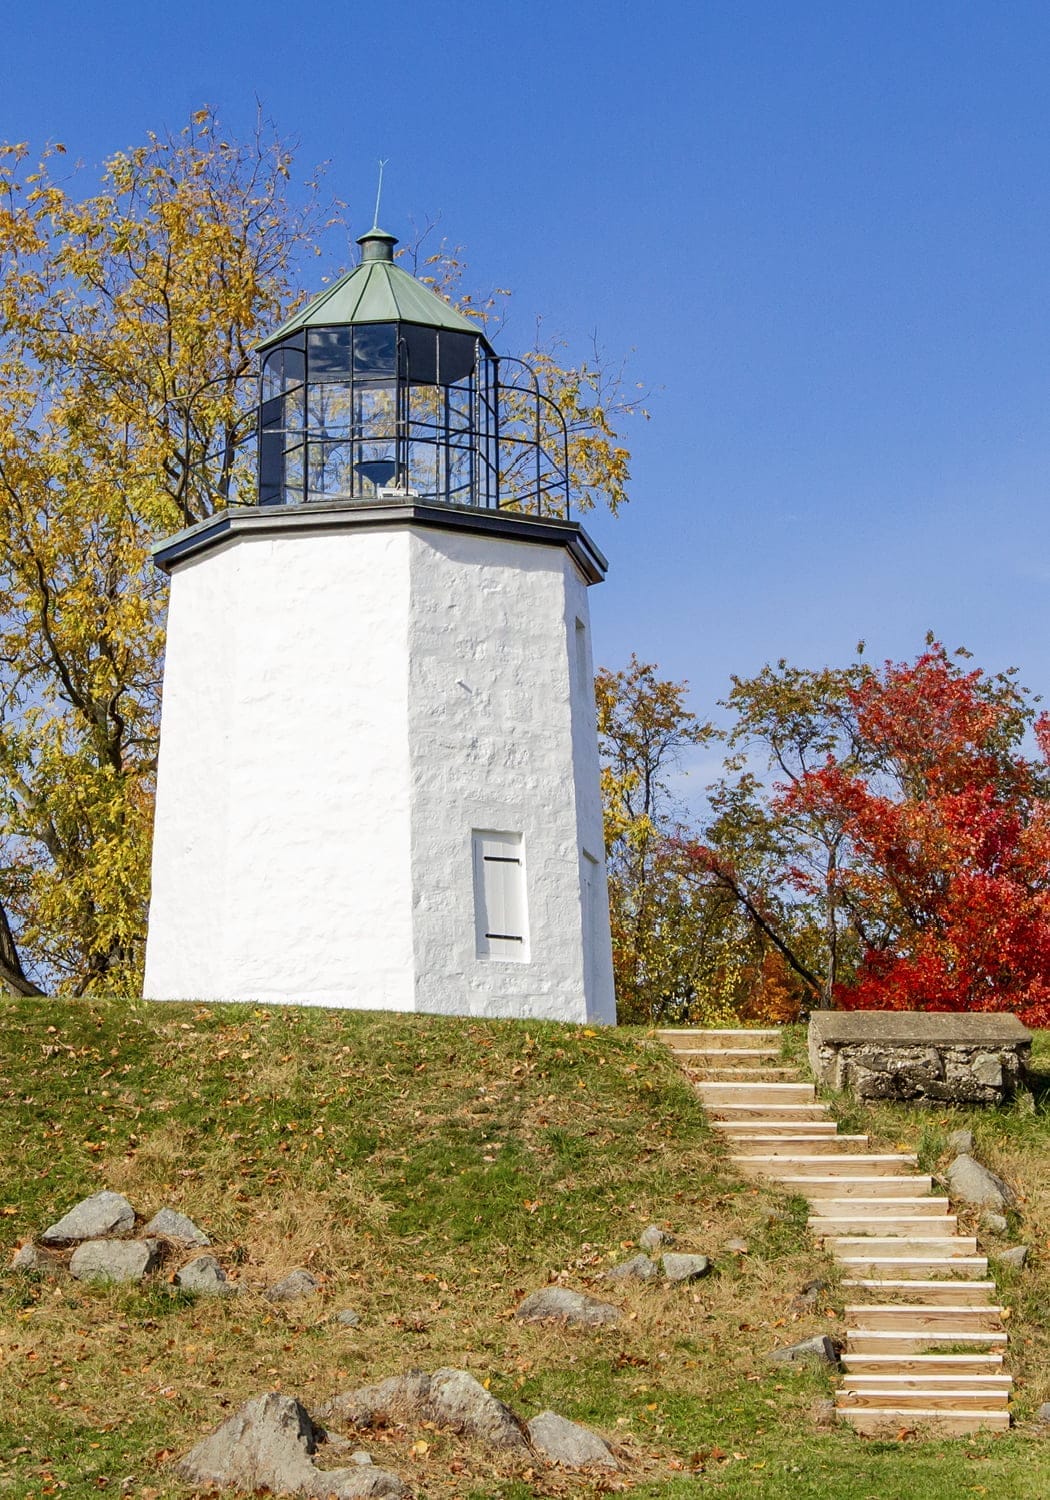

144,516,615,1023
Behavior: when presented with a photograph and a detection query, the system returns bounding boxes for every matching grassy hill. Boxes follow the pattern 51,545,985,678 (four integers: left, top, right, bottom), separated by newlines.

1,999,1049,1499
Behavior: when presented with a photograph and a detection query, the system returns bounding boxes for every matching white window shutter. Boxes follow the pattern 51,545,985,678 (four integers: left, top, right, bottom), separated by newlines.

473,831,528,960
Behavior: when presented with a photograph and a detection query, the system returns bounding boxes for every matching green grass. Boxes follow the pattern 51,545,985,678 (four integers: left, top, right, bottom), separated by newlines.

0,1000,1048,1499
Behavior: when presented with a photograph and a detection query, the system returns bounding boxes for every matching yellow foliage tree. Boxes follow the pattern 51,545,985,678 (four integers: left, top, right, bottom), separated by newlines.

0,114,639,994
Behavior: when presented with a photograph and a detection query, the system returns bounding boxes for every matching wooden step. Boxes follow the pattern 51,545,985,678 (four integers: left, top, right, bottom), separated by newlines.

698,1082,815,1106
712,1116,836,1131
692,1067,801,1081
659,1028,781,1040
732,1136,870,1154
737,1154,918,1176
706,1104,828,1120
841,1279,996,1304
842,1352,1003,1373
838,1255,988,1276
783,1175,934,1198
837,1388,1010,1410
842,1374,1013,1392
837,1407,1009,1434
846,1330,1007,1354
827,1236,978,1258
811,1215,959,1236
819,1198,950,1218
843,1305,1004,1332
680,1047,781,1061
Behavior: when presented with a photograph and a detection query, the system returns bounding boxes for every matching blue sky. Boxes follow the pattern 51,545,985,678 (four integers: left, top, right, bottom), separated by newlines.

4,0,1050,762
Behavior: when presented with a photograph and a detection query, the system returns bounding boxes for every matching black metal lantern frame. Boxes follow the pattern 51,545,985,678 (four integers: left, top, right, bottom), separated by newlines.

256,322,571,518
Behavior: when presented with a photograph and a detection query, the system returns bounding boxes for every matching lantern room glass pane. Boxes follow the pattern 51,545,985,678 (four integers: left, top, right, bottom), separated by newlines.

352,324,396,381
308,327,353,380
438,330,476,385
402,325,438,385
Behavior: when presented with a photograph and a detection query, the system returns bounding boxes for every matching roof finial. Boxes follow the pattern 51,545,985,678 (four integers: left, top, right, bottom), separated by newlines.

373,158,389,230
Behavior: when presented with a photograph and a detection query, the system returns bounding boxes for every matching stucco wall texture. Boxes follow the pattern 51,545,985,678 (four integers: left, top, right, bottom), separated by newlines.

143,518,615,1024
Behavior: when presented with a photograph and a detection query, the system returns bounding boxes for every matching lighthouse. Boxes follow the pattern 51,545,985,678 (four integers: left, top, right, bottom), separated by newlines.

143,226,616,1024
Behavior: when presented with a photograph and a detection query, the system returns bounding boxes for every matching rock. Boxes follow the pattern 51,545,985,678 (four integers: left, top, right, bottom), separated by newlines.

69,1238,161,1284
639,1225,675,1253
334,1307,362,1327
791,1278,828,1312
178,1391,406,1498
143,1207,209,1246
980,1211,1009,1237
41,1190,135,1246
514,1287,621,1327
526,1410,618,1469
175,1254,236,1294
319,1368,528,1452
768,1335,839,1366
947,1128,975,1157
723,1238,749,1255
605,1254,657,1283
947,1154,1015,1210
994,1245,1029,1270
1035,1402,1050,1427
267,1269,320,1302
351,1452,374,1466
11,1242,66,1275
813,1398,837,1430
661,1253,711,1284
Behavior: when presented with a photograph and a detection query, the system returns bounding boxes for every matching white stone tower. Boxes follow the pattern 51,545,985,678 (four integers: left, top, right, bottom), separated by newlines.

143,227,615,1023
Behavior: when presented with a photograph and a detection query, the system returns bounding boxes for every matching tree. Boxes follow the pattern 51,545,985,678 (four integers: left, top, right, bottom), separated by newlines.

596,655,721,1022
686,641,1050,1026
0,114,640,994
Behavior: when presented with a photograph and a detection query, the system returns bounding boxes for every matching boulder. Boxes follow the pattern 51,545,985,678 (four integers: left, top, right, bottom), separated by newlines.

267,1269,320,1302
994,1245,1029,1270
980,1212,1009,1237
768,1335,839,1366
41,1191,135,1246
11,1243,66,1276
178,1391,405,1497
947,1154,1014,1210
514,1287,620,1327
639,1225,675,1253
1035,1402,1050,1427
947,1128,975,1157
661,1253,711,1284
319,1368,528,1452
175,1254,236,1295
70,1238,161,1284
143,1207,209,1246
605,1254,657,1283
526,1410,618,1469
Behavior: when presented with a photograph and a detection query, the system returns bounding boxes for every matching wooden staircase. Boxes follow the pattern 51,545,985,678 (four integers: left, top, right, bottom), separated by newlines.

661,1028,1011,1436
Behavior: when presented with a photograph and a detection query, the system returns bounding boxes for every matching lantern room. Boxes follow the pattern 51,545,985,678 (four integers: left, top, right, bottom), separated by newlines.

256,225,566,515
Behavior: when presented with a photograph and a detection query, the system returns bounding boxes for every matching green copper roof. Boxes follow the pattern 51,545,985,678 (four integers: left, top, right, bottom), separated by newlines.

258,226,492,352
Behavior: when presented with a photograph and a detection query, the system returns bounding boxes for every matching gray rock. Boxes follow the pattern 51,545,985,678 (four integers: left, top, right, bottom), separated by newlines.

994,1245,1029,1270
661,1253,711,1284
267,1269,320,1302
526,1410,618,1469
69,1238,161,1284
178,1391,406,1498
11,1242,66,1275
791,1278,828,1312
980,1211,1009,1237
143,1207,209,1246
351,1452,374,1466
639,1225,675,1253
41,1191,135,1246
723,1238,749,1255
947,1154,1015,1210
319,1368,527,1452
605,1254,657,1283
769,1335,839,1366
514,1287,621,1327
1035,1402,1050,1426
175,1254,236,1295
947,1128,975,1157
813,1398,838,1429
334,1307,362,1327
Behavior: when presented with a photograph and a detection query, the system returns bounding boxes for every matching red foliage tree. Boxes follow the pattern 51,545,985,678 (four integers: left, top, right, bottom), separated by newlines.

780,646,1050,1026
